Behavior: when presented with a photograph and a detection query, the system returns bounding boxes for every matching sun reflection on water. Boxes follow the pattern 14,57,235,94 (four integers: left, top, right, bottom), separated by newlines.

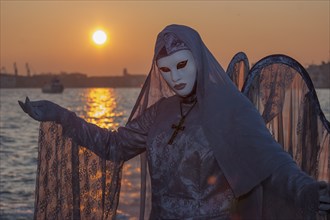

77,88,141,217
84,88,123,129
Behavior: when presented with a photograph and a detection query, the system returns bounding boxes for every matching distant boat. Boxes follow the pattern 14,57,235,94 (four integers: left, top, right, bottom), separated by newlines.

42,78,64,93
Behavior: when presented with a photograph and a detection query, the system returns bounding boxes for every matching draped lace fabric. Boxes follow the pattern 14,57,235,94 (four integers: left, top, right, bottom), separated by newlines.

242,54,330,182
35,122,122,219
226,52,250,91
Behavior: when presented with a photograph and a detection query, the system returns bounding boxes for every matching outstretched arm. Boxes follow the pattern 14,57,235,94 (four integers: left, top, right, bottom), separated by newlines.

59,106,156,161
18,97,159,161
266,162,330,216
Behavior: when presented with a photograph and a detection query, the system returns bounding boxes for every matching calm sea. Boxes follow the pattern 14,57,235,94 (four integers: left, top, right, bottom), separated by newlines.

0,88,329,220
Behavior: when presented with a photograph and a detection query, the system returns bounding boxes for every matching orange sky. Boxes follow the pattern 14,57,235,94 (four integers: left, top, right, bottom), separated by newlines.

1,1,329,76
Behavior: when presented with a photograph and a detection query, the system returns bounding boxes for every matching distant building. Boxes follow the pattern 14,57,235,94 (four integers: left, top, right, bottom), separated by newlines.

307,61,330,88
0,73,16,88
0,68,146,88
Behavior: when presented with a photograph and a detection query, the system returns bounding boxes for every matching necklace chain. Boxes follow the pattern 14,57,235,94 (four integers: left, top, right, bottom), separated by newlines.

180,99,197,119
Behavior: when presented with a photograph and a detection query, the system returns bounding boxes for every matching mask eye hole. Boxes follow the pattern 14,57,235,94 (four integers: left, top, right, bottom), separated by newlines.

159,67,171,72
177,60,188,69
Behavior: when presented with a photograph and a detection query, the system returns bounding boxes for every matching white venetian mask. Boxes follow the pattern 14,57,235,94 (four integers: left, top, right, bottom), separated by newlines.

157,50,197,97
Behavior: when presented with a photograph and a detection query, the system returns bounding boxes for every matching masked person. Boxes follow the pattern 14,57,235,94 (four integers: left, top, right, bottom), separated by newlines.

19,24,330,219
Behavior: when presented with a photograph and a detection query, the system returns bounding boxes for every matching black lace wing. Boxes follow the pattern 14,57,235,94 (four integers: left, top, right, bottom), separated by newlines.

226,52,250,91
242,54,330,181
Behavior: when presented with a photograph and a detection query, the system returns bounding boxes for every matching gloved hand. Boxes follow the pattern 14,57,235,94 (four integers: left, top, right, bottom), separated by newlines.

18,97,70,123
318,181,330,215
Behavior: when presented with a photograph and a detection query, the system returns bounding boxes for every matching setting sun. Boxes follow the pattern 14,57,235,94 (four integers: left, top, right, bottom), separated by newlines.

92,30,107,45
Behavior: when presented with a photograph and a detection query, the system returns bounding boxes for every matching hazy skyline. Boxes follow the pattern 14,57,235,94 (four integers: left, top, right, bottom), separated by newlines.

1,1,329,76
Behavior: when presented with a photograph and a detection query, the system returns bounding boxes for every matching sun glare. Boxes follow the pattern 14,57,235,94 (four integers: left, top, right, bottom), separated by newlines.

92,30,107,45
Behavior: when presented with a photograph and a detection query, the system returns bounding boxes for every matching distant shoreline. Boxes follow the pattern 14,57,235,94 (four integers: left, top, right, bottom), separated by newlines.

1,61,329,89
0,72,147,89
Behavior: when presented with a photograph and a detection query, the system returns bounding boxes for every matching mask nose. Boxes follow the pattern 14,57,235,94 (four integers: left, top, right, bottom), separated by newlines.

171,69,181,82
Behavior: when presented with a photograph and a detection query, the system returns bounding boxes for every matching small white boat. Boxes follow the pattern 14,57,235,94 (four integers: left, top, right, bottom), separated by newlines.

42,78,64,93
